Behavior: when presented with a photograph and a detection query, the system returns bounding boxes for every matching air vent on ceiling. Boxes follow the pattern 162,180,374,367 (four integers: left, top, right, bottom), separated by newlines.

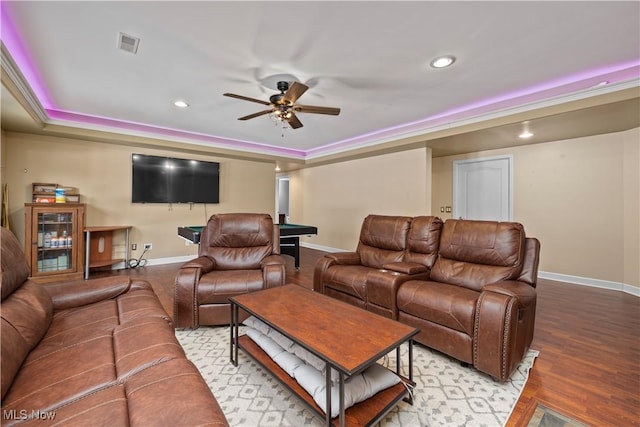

118,32,140,54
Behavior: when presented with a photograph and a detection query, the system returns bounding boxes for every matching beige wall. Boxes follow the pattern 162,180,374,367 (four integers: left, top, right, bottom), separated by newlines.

622,130,640,288
4,132,276,261
432,127,640,289
4,126,638,290
289,147,432,251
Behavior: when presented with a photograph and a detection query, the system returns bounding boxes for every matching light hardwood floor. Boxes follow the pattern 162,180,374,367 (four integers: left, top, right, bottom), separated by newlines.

92,247,640,426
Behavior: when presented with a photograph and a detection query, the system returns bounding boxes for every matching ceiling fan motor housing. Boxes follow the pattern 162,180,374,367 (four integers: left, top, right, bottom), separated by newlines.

276,81,289,92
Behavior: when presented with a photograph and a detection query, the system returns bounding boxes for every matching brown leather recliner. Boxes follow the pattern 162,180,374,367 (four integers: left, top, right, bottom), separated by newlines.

313,215,443,317
174,213,286,328
396,219,540,381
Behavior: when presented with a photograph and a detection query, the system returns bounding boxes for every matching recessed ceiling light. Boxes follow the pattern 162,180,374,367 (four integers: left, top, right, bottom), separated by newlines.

519,121,533,139
430,55,456,68
519,131,534,139
174,100,189,108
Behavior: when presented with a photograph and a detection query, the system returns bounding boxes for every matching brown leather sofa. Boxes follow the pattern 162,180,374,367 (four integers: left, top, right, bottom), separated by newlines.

1,227,228,426
314,216,540,382
174,213,286,328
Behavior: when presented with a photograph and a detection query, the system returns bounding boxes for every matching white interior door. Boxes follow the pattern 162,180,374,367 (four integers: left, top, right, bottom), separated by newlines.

453,155,513,221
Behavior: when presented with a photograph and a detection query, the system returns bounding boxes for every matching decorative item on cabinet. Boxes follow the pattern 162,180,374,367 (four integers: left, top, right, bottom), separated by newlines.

32,183,80,203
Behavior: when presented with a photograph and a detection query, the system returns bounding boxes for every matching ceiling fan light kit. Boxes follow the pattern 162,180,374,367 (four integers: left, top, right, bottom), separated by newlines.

224,81,341,131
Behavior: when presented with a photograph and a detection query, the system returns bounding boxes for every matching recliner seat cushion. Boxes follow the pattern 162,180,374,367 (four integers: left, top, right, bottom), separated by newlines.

197,270,265,304
201,214,274,270
357,215,411,268
397,280,478,335
430,220,526,291
404,216,443,268
323,265,371,300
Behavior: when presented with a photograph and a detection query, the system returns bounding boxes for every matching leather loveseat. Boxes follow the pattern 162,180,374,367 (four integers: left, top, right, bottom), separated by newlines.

313,214,443,318
1,227,228,426
174,213,286,328
314,216,540,382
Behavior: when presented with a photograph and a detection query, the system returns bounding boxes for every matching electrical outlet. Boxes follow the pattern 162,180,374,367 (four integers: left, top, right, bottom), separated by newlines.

132,243,137,251
143,243,152,251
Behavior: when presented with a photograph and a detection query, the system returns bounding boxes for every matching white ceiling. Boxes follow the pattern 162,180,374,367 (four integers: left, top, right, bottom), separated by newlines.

1,1,639,161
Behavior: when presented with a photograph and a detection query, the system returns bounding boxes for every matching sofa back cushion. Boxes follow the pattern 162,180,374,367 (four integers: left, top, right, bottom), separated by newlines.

200,213,274,270
430,219,526,291
357,215,411,268
1,283,53,400
1,227,31,301
404,216,443,268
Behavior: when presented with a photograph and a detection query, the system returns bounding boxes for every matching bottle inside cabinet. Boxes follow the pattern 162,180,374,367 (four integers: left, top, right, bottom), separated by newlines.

36,211,74,272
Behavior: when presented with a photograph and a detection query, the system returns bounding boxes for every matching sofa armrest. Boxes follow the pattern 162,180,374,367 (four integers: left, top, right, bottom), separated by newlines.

312,252,359,294
324,252,361,265
483,280,536,307
181,255,216,272
382,262,429,275
43,276,145,311
174,256,215,328
262,255,286,288
261,254,285,267
475,280,537,381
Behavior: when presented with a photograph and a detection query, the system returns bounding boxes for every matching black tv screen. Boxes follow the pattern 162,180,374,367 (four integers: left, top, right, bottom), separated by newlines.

132,154,220,204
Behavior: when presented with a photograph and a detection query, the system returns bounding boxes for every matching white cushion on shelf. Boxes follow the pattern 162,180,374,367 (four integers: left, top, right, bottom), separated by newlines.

243,317,402,419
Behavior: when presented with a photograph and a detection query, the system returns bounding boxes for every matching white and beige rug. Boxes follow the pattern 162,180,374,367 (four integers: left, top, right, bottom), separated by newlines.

176,326,538,427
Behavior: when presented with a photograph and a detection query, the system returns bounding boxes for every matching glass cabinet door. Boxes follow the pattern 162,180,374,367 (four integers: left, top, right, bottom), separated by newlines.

25,203,84,283
36,211,74,273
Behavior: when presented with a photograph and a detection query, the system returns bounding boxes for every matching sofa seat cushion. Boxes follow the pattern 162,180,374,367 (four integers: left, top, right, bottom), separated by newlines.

2,384,128,427
115,284,172,323
124,358,227,426
114,317,186,379
323,265,372,301
397,280,478,335
2,332,116,415
197,270,265,304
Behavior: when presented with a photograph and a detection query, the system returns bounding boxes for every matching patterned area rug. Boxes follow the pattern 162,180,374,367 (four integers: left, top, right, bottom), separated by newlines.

176,326,538,427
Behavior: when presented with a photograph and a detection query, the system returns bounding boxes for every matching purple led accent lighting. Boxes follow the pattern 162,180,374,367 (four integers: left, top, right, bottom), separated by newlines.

0,3,54,108
307,61,640,157
2,0,638,160
46,109,307,158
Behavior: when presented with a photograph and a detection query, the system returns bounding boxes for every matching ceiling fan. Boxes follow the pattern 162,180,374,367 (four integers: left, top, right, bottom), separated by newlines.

223,81,340,129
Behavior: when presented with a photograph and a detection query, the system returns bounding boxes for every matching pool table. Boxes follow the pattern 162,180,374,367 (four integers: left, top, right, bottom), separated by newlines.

177,223,318,270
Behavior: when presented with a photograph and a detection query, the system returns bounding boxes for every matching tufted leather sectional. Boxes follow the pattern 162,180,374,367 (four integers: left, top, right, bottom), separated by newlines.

314,215,540,382
1,227,228,426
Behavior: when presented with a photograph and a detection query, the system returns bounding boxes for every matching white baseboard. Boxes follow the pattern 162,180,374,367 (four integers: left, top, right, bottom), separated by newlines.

112,246,640,298
538,271,639,297
300,242,348,253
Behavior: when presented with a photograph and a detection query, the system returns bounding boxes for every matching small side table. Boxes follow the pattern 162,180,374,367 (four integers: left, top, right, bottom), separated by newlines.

84,225,132,279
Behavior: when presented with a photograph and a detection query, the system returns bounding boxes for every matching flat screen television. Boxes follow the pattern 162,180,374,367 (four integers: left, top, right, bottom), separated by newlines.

131,153,220,204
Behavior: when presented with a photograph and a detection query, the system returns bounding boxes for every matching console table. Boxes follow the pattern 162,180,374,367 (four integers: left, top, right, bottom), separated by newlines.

84,225,132,279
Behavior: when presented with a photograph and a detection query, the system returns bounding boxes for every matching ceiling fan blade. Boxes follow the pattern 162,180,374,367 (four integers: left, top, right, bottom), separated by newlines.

224,92,271,106
287,113,303,129
294,104,341,115
238,109,273,120
283,82,309,104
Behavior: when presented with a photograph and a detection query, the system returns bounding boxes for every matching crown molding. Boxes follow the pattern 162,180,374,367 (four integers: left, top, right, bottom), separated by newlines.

1,43,48,124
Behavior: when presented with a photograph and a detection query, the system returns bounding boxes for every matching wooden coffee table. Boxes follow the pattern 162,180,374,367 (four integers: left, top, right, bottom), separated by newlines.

230,284,418,427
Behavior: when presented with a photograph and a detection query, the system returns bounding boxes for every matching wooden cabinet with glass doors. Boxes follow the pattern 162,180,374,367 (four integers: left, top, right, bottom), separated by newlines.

24,203,85,283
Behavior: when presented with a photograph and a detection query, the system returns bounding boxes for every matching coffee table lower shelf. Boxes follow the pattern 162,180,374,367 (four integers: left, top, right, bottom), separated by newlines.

237,334,411,427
